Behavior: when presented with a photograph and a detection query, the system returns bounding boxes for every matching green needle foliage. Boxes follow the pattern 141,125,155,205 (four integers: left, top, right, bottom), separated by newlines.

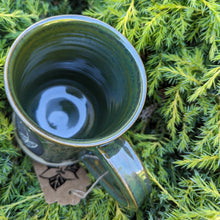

0,0,220,219
84,0,220,219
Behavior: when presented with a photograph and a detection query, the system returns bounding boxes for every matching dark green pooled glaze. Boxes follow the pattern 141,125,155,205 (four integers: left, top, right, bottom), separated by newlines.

4,15,150,210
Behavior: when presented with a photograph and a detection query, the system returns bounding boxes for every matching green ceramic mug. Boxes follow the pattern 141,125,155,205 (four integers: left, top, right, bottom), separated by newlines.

4,15,151,210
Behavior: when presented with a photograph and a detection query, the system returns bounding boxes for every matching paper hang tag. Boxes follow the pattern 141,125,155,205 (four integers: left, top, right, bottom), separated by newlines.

32,160,91,205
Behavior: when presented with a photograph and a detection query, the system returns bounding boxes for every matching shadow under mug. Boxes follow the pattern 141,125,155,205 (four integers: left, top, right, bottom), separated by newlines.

4,15,151,210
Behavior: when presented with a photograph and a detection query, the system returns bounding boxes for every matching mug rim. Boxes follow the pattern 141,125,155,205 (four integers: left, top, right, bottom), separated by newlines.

4,15,147,147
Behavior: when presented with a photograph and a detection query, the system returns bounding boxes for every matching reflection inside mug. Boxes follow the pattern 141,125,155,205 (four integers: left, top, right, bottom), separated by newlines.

22,61,108,139
33,85,94,138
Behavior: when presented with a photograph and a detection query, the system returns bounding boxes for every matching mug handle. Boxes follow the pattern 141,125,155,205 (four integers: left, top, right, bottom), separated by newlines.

81,137,151,210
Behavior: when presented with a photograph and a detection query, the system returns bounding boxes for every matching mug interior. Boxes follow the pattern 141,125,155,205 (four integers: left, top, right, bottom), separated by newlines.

5,15,146,145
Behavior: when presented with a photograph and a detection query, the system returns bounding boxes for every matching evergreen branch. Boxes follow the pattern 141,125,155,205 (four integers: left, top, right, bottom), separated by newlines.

0,10,36,24
0,193,44,210
168,208,220,220
163,86,183,139
201,0,220,17
115,0,137,36
177,106,199,151
0,156,13,185
161,65,201,85
200,0,220,49
194,104,220,152
0,113,14,141
0,52,6,70
177,178,194,209
82,188,126,220
145,167,188,212
136,10,167,51
113,203,129,220
175,154,220,171
129,132,159,141
146,54,163,97
195,129,214,152
148,3,188,11
191,172,220,200
162,48,206,76
0,148,19,155
178,126,190,152
41,204,50,220
0,181,19,204
189,66,220,102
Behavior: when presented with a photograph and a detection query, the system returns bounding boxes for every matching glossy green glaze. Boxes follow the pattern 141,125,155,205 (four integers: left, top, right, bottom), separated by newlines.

5,15,145,146
4,15,150,209
82,138,151,210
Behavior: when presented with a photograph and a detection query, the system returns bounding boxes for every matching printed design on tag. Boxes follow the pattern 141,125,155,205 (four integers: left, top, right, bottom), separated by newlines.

33,160,91,205
39,163,80,191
